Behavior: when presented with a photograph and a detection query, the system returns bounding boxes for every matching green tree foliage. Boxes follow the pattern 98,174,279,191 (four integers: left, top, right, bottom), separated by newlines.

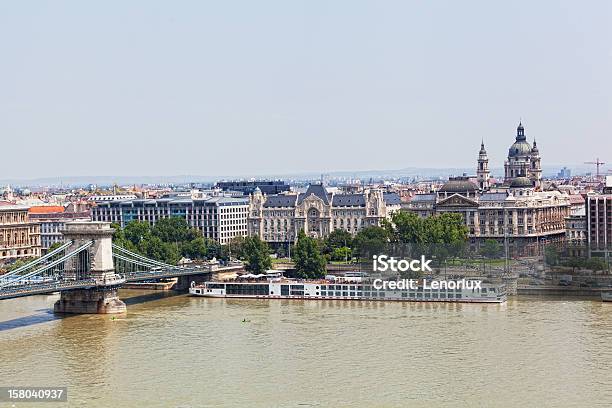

386,211,426,244
545,245,559,266
352,226,390,258
4,258,34,272
228,236,246,259
240,236,272,273
292,230,326,279
585,257,608,272
561,257,585,272
140,236,180,265
480,239,503,259
205,239,229,261
111,218,222,264
180,237,208,259
151,217,199,243
330,246,352,262
385,211,469,264
124,221,152,246
387,211,468,245
323,229,353,254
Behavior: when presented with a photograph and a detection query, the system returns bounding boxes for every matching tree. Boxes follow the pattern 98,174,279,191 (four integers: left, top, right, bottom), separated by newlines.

139,236,180,265
292,230,326,279
388,211,426,244
205,239,230,261
545,245,559,266
241,236,272,273
228,236,246,259
562,257,585,273
123,221,152,246
387,211,468,246
585,257,608,273
480,239,503,259
180,237,208,259
324,229,353,254
151,217,198,243
352,226,390,259
422,213,469,245
331,246,352,263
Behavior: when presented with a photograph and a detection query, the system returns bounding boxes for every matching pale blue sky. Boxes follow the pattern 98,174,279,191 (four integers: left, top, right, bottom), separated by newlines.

1,1,611,179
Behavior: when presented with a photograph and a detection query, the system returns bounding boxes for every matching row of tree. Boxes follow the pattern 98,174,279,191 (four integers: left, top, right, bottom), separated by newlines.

112,218,227,265
111,211,469,278
545,245,609,272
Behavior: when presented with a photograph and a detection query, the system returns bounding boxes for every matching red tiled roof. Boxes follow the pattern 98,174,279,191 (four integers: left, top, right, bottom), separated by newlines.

28,206,66,214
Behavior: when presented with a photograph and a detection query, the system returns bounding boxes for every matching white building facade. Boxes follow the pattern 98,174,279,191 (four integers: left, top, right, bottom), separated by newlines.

248,184,401,245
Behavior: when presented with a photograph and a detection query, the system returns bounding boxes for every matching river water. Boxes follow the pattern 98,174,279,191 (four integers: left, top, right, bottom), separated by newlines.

0,291,611,408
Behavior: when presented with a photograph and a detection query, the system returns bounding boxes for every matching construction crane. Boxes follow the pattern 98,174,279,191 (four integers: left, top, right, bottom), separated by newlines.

585,158,606,178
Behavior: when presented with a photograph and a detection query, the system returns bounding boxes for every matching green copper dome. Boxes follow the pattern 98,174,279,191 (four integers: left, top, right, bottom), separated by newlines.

510,176,533,188
508,122,532,157
508,140,532,157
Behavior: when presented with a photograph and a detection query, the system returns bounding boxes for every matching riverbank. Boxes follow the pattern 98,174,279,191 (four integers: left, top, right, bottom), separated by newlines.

517,285,610,297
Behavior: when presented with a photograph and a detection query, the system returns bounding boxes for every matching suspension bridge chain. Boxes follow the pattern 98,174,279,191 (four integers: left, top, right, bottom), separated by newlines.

0,241,94,289
111,244,198,281
0,241,72,281
0,241,205,300
111,244,184,269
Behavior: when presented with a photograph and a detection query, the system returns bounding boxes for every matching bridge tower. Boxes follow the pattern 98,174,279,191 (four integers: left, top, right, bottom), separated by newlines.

54,222,126,314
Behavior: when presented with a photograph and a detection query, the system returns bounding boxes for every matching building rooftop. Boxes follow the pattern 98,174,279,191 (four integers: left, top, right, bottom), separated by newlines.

332,194,366,206
28,206,66,214
480,192,509,201
297,184,330,205
97,196,249,207
263,195,298,208
410,193,437,202
383,192,402,205
439,178,478,193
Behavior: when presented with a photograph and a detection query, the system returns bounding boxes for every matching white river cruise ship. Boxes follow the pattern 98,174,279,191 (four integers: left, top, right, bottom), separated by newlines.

190,277,507,303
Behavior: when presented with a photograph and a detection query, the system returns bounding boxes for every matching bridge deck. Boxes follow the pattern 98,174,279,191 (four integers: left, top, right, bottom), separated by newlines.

0,266,242,300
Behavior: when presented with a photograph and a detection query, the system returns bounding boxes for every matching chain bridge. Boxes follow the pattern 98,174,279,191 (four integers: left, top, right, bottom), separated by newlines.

0,222,240,313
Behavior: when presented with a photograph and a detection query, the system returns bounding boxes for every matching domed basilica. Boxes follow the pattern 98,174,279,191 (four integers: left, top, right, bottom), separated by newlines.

408,123,570,254
477,122,542,191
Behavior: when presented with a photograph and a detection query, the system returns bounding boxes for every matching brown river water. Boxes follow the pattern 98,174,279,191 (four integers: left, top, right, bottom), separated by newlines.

0,290,611,408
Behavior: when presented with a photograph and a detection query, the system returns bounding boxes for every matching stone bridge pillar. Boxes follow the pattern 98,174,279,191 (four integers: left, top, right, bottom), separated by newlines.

54,222,126,314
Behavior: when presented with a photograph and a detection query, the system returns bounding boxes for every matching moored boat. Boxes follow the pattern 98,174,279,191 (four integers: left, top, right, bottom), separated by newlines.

602,292,612,302
190,277,507,303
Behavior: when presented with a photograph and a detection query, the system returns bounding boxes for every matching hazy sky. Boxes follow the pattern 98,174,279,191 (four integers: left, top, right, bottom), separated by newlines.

1,1,611,180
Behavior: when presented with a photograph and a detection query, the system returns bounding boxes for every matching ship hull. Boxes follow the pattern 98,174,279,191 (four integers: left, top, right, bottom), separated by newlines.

189,280,507,304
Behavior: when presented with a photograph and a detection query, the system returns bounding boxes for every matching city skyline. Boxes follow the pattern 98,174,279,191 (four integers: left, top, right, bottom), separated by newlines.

1,1,611,179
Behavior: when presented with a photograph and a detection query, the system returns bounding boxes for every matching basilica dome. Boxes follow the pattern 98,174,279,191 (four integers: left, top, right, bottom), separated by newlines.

508,122,532,157
508,140,532,158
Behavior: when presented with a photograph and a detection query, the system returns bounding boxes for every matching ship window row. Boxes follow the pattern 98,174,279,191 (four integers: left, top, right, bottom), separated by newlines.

225,284,268,295
320,285,466,292
318,291,464,299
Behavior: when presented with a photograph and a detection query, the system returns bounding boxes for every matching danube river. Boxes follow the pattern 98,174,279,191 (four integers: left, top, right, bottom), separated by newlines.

1,291,611,408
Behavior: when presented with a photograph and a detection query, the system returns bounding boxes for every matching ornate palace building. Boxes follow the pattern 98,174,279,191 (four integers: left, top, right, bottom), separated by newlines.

407,123,569,254
0,203,41,263
248,184,401,245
